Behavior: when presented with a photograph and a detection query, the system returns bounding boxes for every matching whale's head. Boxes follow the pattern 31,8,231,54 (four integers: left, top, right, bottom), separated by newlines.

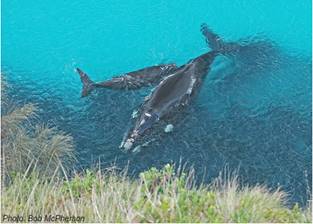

120,111,159,151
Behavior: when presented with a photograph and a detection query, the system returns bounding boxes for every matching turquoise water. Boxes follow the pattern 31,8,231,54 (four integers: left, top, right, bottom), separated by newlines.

2,0,312,205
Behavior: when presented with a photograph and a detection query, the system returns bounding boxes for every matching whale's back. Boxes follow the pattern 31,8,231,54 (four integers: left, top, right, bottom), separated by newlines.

147,64,196,114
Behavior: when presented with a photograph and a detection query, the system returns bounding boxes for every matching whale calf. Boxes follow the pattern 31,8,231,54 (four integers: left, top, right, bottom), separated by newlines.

76,64,177,97
120,24,235,151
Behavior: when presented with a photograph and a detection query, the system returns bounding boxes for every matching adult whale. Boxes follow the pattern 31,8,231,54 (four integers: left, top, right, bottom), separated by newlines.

120,24,240,151
76,64,177,97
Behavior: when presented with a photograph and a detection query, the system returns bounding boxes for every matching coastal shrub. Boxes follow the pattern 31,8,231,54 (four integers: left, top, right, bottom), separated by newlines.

2,165,311,223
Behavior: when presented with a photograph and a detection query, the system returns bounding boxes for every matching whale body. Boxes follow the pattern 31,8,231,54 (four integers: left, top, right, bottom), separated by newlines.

76,64,177,97
75,23,275,151
121,50,219,150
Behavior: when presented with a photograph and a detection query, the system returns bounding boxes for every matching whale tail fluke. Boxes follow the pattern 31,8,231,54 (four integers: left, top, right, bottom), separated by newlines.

76,68,96,97
201,23,241,55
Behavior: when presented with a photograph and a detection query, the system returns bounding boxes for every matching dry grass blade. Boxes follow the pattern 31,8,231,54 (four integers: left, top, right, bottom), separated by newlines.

1,76,76,181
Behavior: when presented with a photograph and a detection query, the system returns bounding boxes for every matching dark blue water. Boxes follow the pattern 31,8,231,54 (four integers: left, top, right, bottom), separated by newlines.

2,0,312,205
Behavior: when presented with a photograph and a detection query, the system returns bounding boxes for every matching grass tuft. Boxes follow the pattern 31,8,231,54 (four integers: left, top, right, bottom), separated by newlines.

2,165,311,223
1,75,76,182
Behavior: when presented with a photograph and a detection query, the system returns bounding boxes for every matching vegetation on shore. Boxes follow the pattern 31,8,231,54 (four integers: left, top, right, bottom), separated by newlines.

2,164,311,223
1,76,312,223
1,77,76,183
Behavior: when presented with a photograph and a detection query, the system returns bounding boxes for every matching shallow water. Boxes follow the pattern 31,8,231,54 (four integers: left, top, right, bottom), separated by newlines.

2,0,312,205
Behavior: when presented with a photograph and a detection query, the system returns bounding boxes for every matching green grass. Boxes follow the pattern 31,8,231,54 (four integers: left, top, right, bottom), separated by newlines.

2,165,311,223
1,75,312,223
